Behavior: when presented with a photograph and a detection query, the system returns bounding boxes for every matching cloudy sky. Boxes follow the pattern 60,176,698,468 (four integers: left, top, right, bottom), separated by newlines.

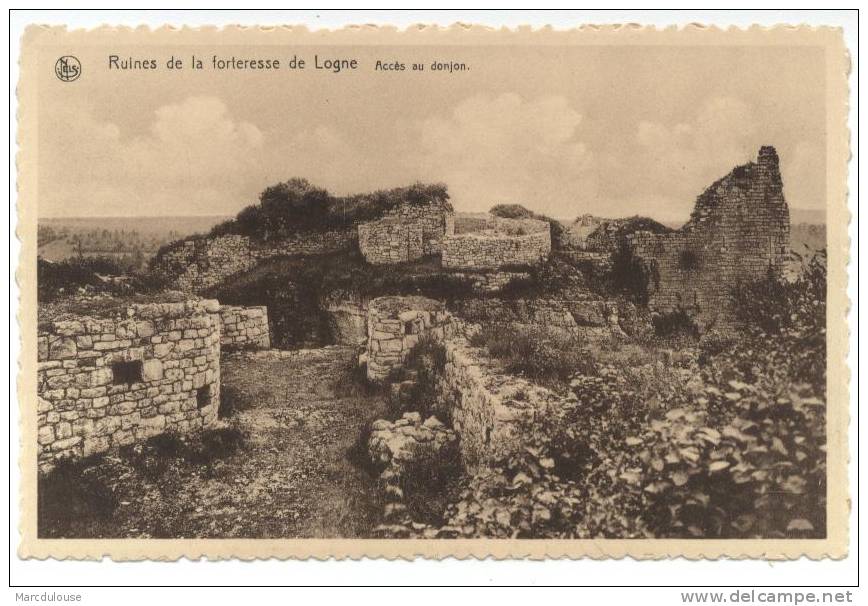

37,43,826,223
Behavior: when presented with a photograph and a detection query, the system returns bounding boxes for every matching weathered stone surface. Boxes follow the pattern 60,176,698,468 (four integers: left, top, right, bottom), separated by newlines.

37,300,222,472
365,296,455,382
48,337,77,360
437,336,567,469
218,305,270,351
358,199,452,265
442,216,551,270
368,412,457,467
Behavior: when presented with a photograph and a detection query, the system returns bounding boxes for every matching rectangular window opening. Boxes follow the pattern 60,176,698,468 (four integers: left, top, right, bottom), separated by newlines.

111,360,143,385
197,385,211,409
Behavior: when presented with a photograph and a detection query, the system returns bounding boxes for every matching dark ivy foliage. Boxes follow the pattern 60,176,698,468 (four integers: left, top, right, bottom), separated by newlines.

606,243,656,305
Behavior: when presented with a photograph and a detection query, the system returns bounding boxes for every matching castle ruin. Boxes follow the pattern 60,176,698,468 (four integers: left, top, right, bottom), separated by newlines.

628,146,790,328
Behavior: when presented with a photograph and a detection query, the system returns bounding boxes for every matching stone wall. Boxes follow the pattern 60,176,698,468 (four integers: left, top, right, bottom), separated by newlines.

217,305,270,351
442,217,551,270
437,336,566,469
358,201,452,265
37,300,222,471
364,295,454,382
155,228,357,293
628,146,790,328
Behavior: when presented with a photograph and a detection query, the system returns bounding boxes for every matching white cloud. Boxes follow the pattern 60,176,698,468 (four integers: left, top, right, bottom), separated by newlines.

411,93,592,216
40,96,264,216
598,96,764,222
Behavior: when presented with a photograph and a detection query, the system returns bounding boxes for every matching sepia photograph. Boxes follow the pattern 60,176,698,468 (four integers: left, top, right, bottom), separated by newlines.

13,17,851,567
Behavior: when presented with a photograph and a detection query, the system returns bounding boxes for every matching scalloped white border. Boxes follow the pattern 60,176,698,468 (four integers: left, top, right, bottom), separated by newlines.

10,16,855,573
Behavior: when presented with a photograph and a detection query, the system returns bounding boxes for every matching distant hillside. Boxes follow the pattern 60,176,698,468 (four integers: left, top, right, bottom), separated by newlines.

38,215,230,265
789,208,826,225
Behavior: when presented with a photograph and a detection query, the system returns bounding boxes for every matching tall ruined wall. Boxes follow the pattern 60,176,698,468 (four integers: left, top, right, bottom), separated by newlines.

218,305,270,351
442,217,551,270
358,200,452,265
629,146,790,327
154,228,357,293
37,300,222,471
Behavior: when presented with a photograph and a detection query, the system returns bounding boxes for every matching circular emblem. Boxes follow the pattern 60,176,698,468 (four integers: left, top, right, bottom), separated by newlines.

55,56,81,82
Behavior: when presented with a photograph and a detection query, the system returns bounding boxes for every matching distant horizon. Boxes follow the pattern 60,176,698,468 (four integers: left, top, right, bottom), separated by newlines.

37,206,827,226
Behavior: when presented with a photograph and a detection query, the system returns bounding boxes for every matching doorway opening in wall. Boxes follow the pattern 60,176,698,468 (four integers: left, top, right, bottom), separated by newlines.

197,385,211,409
111,360,143,384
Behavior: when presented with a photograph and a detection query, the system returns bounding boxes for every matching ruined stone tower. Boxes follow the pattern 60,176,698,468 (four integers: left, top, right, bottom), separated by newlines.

629,146,791,329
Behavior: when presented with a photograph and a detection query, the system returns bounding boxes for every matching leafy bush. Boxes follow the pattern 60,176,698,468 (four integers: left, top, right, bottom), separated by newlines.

399,335,449,420
652,307,700,341
210,179,451,241
469,324,596,388
620,381,825,538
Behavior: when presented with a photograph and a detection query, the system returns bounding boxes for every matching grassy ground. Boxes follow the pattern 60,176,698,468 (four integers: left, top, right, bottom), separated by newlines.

38,346,389,539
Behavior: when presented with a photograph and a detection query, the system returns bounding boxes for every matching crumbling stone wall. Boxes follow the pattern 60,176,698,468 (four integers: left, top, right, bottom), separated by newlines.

364,295,454,382
155,228,357,293
628,146,790,327
218,305,270,351
358,200,453,265
442,217,551,270
437,336,566,469
37,300,222,471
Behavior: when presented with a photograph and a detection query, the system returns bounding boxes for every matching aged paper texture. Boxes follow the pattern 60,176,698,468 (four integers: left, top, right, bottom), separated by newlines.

17,24,850,560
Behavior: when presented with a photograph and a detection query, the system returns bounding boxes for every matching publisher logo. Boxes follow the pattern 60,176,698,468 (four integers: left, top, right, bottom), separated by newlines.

55,56,81,82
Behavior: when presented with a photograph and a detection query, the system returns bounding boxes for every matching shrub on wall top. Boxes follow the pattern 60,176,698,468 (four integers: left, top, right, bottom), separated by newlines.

208,179,451,242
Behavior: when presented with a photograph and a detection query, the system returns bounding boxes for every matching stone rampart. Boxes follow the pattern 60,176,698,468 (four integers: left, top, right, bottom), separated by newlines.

154,228,357,293
442,217,551,270
437,337,566,469
358,200,453,265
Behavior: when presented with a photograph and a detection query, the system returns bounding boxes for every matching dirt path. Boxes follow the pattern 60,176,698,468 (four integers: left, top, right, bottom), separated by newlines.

40,346,389,539
213,347,388,538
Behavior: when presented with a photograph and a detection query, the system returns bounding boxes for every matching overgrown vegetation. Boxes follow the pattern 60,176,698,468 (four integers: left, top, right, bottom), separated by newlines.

652,307,700,341
398,440,464,526
37,256,170,303
388,335,449,421
469,324,596,389
497,255,589,299
387,255,827,539
209,179,451,241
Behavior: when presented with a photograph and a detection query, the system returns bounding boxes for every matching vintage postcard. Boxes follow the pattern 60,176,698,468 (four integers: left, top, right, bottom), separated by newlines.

16,23,850,561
